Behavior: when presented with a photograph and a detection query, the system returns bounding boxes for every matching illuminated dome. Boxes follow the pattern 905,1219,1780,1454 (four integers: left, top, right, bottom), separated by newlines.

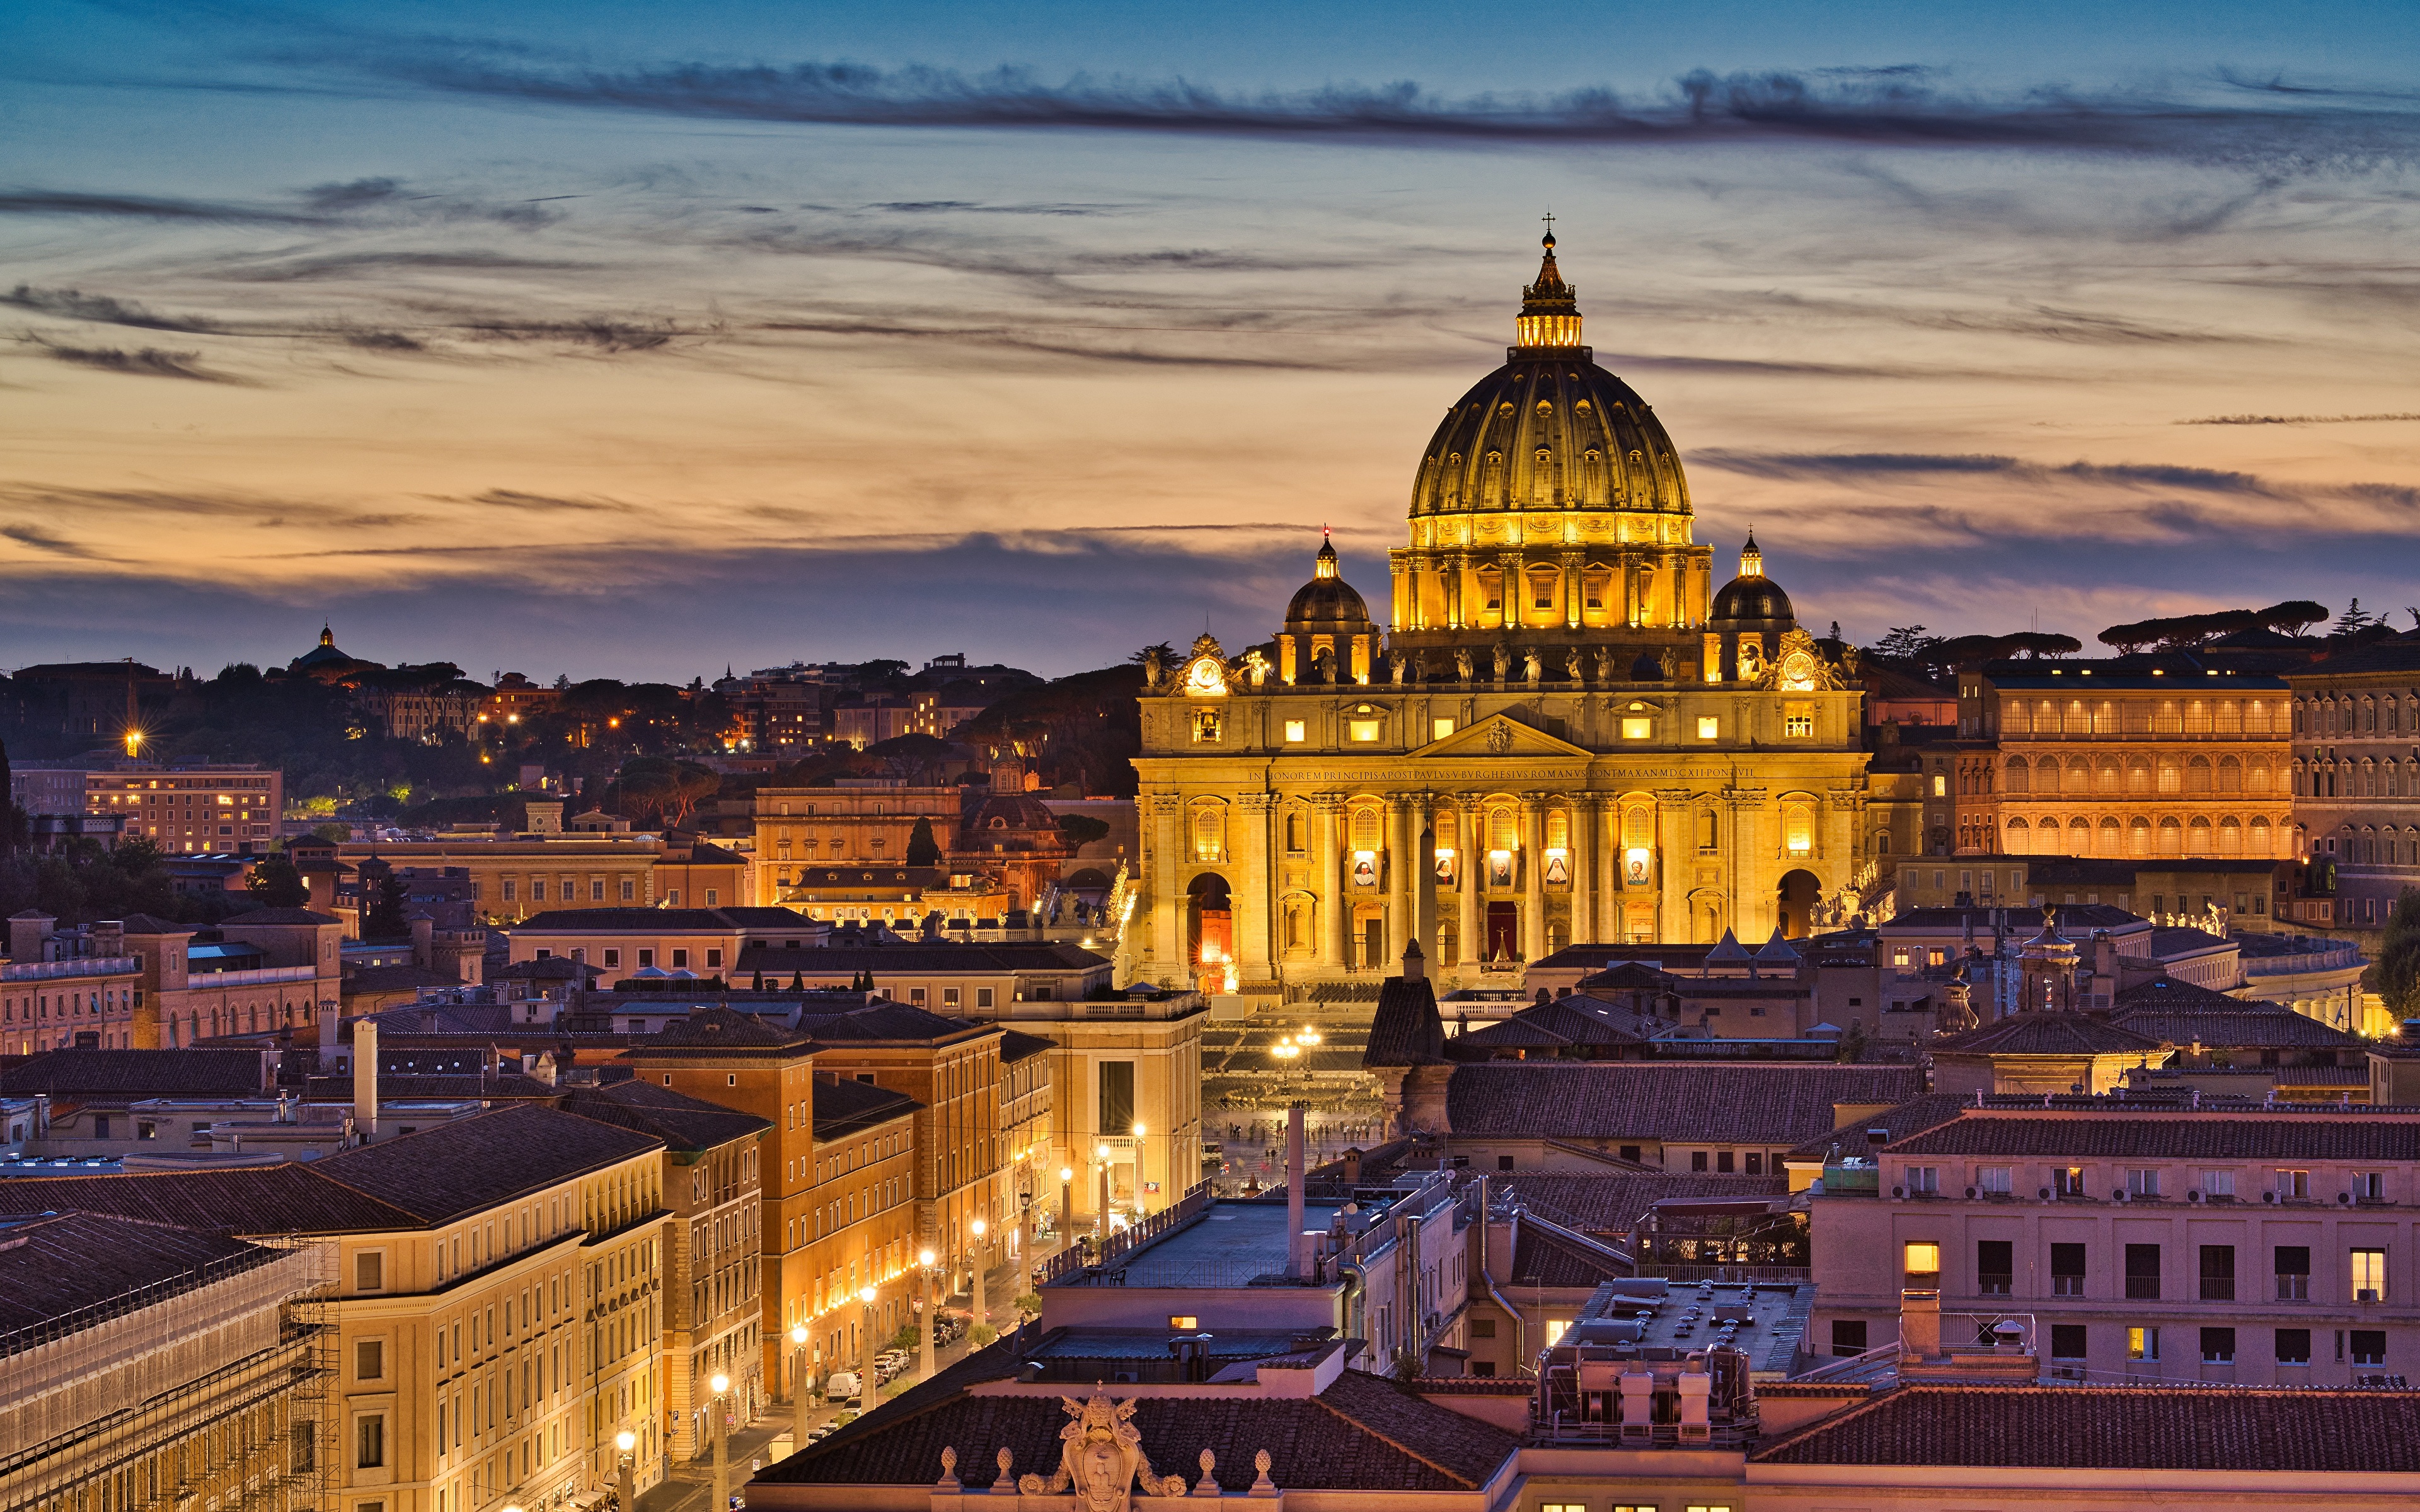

1407,231,1691,520
1709,532,1794,625
1283,536,1374,633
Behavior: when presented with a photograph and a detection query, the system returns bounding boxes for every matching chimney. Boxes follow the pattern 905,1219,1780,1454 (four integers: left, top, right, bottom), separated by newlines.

7,912,54,965
421,1008,439,1034
410,913,434,968
1900,1242,1942,1360
1400,938,1426,983
353,1019,379,1139
1342,1147,1363,1185
1285,1103,1308,1279
316,1000,342,1072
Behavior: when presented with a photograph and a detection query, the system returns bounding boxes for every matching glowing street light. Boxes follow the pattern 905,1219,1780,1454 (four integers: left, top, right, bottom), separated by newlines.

708,1373,732,1512
789,1324,813,1441
614,1429,637,1512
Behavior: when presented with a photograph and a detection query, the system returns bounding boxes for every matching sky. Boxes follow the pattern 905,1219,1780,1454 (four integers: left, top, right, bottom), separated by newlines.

5,1,2420,682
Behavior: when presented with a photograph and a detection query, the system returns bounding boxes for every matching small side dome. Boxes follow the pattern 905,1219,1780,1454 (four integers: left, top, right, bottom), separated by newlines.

1708,531,1795,624
1282,535,1374,633
1628,653,1665,681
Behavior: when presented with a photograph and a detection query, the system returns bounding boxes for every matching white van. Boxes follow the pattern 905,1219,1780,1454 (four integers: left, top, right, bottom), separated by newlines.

824,1370,861,1399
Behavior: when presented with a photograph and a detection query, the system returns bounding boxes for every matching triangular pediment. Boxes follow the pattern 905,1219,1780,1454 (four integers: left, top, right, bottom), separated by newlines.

1413,712,1591,759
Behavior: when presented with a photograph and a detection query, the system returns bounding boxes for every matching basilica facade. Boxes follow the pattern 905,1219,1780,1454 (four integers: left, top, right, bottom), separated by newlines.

1127,235,1906,993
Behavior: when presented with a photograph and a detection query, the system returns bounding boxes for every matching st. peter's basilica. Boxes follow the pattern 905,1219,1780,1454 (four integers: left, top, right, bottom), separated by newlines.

1126,232,1922,994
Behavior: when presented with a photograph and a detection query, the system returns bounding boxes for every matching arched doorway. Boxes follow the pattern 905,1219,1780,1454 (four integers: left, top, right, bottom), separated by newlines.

1187,873,1233,992
1775,869,1821,939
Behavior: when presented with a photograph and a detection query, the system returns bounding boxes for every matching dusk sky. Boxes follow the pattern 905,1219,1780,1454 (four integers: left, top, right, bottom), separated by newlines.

6,1,2420,682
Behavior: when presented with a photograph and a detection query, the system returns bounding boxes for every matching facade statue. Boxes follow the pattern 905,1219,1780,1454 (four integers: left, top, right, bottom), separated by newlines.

1659,646,1679,680
1456,647,1476,683
1565,647,1586,684
1523,648,1543,686
1491,643,1512,682
1014,1391,1185,1509
1388,650,1408,686
1140,647,1166,690
1594,645,1614,684
1241,648,1272,688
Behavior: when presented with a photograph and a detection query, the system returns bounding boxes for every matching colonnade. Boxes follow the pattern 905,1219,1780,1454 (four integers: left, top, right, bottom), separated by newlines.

1390,547,1707,633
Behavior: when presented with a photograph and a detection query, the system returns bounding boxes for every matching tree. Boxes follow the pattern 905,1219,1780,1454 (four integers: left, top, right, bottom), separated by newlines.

615,757,721,828
364,870,410,940
2259,599,2329,636
1870,626,1938,661
2375,888,2420,1021
2335,598,2383,636
1056,814,1111,852
245,853,309,908
905,816,943,866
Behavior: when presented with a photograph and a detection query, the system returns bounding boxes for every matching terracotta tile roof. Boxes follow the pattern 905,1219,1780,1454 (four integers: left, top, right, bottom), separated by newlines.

1930,1014,2165,1056
1499,1173,1789,1237
562,1080,770,1153
758,1358,1516,1492
0,1164,418,1235
233,908,342,925
1786,1094,1974,1160
997,1029,1052,1064
618,1005,816,1057
308,1103,662,1223
1363,973,1448,1068
1444,1063,1923,1143
1753,1382,2420,1470
812,1072,921,1140
2114,1009,2364,1049
2112,976,2276,1012
1886,1109,2420,1160
1508,1217,1630,1288
795,1000,995,1045
1453,995,1666,1054
737,942,1109,973
0,1211,279,1338
343,965,465,993
0,1048,268,1100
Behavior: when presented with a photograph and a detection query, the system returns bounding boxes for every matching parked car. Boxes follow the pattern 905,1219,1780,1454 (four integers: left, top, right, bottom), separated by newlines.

824,1370,860,1399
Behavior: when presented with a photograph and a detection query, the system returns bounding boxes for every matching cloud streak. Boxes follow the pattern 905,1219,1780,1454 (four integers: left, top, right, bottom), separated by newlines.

291,45,2420,168
27,340,248,382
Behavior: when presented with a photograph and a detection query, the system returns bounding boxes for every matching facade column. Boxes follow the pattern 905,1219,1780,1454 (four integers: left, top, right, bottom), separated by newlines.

1597,797,1622,943
1414,791,1439,956
1521,792,1548,963
1456,799,1482,976
1570,794,1597,945
1386,797,1413,968
1444,554,1466,631
1561,551,1586,631
1728,786,1768,939
1313,793,1345,970
1497,549,1525,632
1656,789,1695,942
1235,793,1276,983
1149,793,1184,985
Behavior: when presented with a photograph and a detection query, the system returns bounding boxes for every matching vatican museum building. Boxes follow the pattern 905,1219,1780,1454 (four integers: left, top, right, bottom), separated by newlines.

1128,235,1915,995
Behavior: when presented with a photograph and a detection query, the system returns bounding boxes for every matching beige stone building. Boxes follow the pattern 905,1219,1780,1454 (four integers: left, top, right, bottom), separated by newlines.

751,785,961,905
1131,238,1884,994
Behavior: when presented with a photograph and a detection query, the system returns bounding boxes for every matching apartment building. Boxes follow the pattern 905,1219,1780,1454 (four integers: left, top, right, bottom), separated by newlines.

2286,638,2420,935
1809,1099,2420,1386
561,1081,770,1456
751,785,962,903
341,836,666,925
793,1072,921,1395
508,907,822,982
0,910,346,1053
616,1009,922,1404
0,1104,676,1512
0,1211,326,1512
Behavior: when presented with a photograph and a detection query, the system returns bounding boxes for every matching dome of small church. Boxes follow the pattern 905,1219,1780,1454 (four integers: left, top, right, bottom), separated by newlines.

1407,231,1691,520
1708,532,1794,626
1282,536,1374,632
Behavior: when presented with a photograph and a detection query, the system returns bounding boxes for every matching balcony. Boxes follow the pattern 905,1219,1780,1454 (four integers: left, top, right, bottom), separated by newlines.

0,955,139,983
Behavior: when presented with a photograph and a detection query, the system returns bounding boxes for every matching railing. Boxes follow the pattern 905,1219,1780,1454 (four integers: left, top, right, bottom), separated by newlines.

0,956,139,982
1632,1263,1809,1284
2244,949,2363,977
188,965,319,987
1035,1183,1212,1285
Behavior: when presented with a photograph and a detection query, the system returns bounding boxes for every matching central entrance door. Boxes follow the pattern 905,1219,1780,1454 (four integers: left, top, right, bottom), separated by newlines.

1485,902,1519,961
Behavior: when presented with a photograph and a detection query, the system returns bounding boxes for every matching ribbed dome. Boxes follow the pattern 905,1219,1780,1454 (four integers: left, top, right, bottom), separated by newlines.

1283,537,1374,631
1711,576,1793,623
1408,235,1690,520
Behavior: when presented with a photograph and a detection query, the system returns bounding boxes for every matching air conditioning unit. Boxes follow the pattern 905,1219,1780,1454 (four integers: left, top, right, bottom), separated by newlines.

2359,1288,2380,1303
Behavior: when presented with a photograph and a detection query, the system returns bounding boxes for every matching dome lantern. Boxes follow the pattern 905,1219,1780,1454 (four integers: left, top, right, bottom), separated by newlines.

1737,531,1763,580
1515,223,1584,350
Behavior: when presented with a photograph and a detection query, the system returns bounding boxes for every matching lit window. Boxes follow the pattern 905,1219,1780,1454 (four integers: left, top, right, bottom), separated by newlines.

1168,1314,1198,1330
1620,717,1652,740
1432,718,1455,742
2128,1326,2160,1361
1697,716,1719,739
1543,1319,1568,1347
1283,720,1306,743
1932,774,1947,796
1903,1240,1940,1276
2353,1248,2387,1302
1348,720,1383,743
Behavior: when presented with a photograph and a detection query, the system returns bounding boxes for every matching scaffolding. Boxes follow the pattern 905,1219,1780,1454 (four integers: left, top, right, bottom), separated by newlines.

0,1238,334,1512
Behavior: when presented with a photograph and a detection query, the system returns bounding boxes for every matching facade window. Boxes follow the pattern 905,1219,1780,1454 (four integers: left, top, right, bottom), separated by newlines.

2124,1243,2162,1300
2050,1323,2087,1361
1904,1166,1939,1195
2199,1245,2236,1302
2054,1166,2086,1197
2276,1245,2311,1300
2276,1168,2310,1200
2126,1167,2162,1198
2276,1327,2312,1365
671,949,690,970
2351,1247,2387,1302
356,1339,383,1380
1979,1166,2012,1196
355,1252,383,1291
1347,719,1382,743
2200,1327,2236,1364
1976,1240,2012,1295
2126,1326,2160,1361
1620,716,1652,740
976,988,994,1009
2204,1169,2236,1200
2353,1331,2388,1366
621,879,637,902
604,949,621,968
2051,1243,2087,1297
1829,1319,1867,1357
356,1415,385,1469
1783,704,1814,738
1698,716,1719,739
638,949,655,968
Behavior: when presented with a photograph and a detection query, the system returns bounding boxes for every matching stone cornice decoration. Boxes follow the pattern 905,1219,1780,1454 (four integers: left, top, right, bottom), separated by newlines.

1757,626,1849,693
1181,634,1231,698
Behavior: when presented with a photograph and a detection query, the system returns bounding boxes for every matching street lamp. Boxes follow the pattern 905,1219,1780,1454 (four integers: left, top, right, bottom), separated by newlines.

614,1429,637,1512
708,1372,731,1512
1131,1123,1148,1216
918,1247,938,1380
857,1285,878,1416
970,1217,989,1331
789,1324,812,1443
1096,1143,1113,1238
1059,1165,1075,1244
